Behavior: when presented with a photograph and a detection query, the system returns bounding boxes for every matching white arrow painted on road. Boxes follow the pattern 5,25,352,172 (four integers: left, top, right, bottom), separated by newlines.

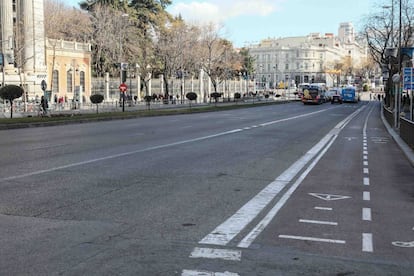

309,193,351,201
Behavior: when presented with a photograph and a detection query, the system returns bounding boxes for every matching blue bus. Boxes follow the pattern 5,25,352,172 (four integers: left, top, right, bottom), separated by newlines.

341,86,358,103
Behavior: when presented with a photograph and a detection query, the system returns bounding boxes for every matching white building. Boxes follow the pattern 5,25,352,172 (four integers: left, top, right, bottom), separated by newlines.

0,0,47,98
248,23,367,89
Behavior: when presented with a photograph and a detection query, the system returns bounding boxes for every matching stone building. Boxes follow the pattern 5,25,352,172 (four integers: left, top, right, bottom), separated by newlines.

248,22,367,89
0,0,91,103
46,39,92,104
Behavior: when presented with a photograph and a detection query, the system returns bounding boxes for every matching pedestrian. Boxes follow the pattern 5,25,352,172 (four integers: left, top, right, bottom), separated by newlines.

40,96,48,116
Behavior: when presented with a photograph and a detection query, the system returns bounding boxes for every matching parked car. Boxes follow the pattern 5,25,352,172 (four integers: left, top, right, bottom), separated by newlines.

331,94,343,104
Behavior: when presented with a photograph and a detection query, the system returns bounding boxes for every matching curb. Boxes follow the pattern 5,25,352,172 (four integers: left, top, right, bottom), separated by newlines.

381,104,414,167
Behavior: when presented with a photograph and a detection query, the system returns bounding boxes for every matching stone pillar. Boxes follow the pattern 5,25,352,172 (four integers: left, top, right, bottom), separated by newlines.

1,0,14,71
199,69,204,103
21,0,46,74
105,72,110,100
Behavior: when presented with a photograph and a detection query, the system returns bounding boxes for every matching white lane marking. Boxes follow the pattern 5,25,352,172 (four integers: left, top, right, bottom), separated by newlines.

27,143,70,150
199,106,365,247
363,191,371,201
362,233,374,252
314,206,333,211
363,146,367,151
363,155,368,160
362,208,372,221
182,269,240,276
189,248,241,261
0,108,338,183
299,219,338,226
236,107,366,249
363,161,369,166
363,150,368,155
392,241,414,248
278,235,346,244
199,134,333,246
309,193,351,201
237,136,338,248
363,168,369,174
363,177,370,186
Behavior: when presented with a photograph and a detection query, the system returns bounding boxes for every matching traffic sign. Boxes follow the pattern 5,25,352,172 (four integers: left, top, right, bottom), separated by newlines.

119,83,128,93
403,67,414,90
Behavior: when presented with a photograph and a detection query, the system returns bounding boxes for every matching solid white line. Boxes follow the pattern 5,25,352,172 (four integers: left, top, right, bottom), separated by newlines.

363,177,370,186
278,235,346,244
363,191,371,201
362,208,372,221
299,219,338,226
314,206,333,211
0,129,242,182
362,233,374,252
199,134,333,246
189,247,241,261
237,135,338,248
182,269,240,276
200,106,365,247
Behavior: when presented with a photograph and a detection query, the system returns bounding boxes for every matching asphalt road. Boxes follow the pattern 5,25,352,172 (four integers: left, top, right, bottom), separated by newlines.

0,100,412,275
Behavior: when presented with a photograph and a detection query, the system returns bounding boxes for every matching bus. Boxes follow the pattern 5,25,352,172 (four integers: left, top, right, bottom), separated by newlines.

301,84,325,104
341,86,358,103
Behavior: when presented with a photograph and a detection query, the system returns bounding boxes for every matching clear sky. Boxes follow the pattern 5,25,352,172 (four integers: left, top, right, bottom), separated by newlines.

67,0,378,47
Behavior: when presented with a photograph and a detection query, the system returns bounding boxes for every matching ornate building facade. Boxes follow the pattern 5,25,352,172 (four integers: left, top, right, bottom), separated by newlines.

248,23,367,89
0,0,91,103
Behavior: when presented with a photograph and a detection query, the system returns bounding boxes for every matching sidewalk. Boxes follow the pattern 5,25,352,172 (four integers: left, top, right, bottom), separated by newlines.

381,102,414,167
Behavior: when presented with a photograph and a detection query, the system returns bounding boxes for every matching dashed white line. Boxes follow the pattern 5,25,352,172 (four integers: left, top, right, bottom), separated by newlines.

299,219,338,226
363,161,369,166
182,270,240,276
363,168,369,174
362,233,374,252
362,208,372,221
278,235,346,244
363,177,370,186
189,248,241,261
363,191,371,201
314,206,333,211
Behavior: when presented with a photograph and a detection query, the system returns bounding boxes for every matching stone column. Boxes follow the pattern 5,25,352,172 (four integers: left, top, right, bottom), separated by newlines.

199,69,204,103
1,0,14,70
21,0,46,73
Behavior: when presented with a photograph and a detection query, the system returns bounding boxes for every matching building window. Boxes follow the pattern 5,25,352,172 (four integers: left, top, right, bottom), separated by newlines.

52,70,59,94
80,71,85,90
67,70,73,94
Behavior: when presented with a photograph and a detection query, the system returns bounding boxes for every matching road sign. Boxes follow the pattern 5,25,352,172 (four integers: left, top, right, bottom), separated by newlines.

119,83,128,93
403,67,414,90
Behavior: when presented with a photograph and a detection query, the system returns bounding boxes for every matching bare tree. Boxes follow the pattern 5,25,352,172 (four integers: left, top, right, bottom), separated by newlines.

198,23,241,100
363,0,414,105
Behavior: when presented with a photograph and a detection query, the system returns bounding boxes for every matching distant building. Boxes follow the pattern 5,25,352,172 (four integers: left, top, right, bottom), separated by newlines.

46,39,92,104
247,23,367,89
0,0,91,102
